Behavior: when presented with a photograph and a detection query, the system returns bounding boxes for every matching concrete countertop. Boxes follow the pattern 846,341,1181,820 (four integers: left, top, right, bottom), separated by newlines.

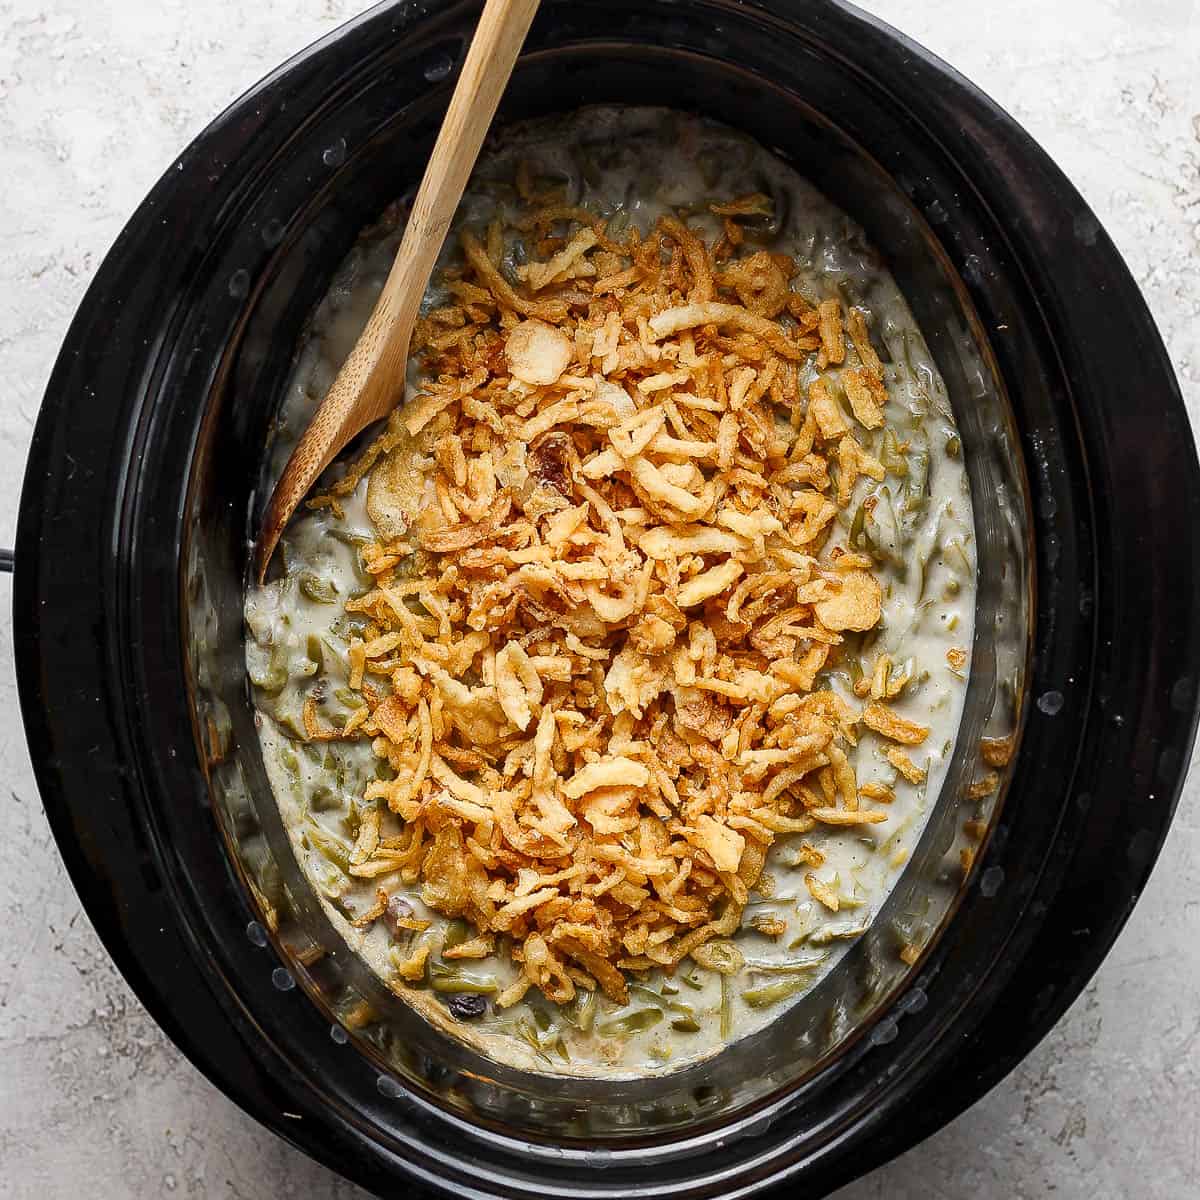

1,2,1196,1196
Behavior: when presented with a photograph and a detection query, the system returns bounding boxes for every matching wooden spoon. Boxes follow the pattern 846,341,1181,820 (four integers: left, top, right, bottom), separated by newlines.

256,0,541,581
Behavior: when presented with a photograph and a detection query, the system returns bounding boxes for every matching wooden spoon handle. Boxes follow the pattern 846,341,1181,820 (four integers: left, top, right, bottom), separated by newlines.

360,0,542,419
339,0,542,428
389,0,542,339
256,0,539,580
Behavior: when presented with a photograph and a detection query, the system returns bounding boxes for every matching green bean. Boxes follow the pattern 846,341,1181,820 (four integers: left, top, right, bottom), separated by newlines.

849,497,869,549
848,654,865,688
742,976,811,1009
327,526,372,549
807,922,869,946
294,658,319,682
513,1017,545,1057
562,990,597,1035
827,463,843,512
742,956,824,974
905,446,930,508
249,648,289,694
429,963,498,994
309,856,346,900
660,980,680,996
788,912,818,950
889,657,916,697
334,687,361,708
914,546,933,598
719,976,733,1040
629,984,665,1007
578,996,598,1037
881,428,908,478
866,486,903,566
331,614,371,641
691,939,744,976
670,1017,701,1033
306,635,324,670
597,1008,663,1037
299,574,339,604
945,434,961,458
631,984,695,1018
322,634,349,663
387,945,428,987
309,784,340,812
304,821,352,873
442,919,472,951
343,800,365,840
680,970,704,991
272,708,309,741
278,747,300,783
554,1035,571,1064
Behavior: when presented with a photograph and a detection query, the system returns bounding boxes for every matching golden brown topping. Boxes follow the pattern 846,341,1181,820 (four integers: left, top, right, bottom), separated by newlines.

311,197,911,1006
858,781,895,804
967,771,1001,799
816,299,845,368
807,807,888,826
505,319,573,384
846,307,884,378
392,941,432,981
980,734,1015,767
808,378,849,439
886,746,927,784
862,701,931,745
843,369,886,430
805,873,840,911
813,569,882,632
792,841,825,867
750,914,788,938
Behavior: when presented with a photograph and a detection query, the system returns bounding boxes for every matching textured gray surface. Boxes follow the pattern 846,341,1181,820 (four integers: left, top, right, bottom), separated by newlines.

1,1,1197,1196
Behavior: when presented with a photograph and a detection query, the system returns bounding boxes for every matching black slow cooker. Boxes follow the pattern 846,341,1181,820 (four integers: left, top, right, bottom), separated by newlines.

15,1,1200,1196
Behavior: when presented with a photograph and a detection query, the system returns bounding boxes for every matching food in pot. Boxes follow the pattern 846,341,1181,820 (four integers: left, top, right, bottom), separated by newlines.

245,107,975,1075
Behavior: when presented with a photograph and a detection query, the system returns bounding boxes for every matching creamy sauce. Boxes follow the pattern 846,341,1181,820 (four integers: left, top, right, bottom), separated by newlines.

245,108,974,1076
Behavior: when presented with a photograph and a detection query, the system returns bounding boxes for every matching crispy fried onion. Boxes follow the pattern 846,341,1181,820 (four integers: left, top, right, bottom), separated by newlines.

298,189,928,1007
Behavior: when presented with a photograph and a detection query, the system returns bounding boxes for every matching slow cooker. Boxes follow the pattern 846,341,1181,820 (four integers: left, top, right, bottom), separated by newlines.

15,1,1200,1196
